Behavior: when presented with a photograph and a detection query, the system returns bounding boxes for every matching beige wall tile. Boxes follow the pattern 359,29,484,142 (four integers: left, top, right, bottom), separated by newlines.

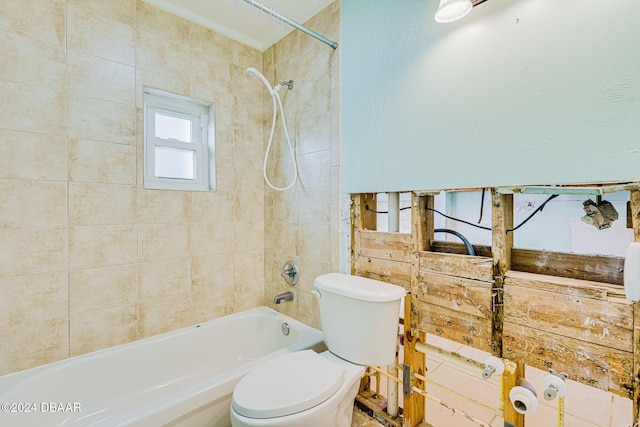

0,30,65,90
297,187,331,225
0,317,68,376
0,81,65,135
297,257,331,293
235,190,264,222
136,69,190,108
0,180,67,227
67,95,136,145
190,222,235,257
68,139,136,184
69,183,137,226
68,0,134,24
298,150,331,189
137,294,192,338
0,130,66,181
191,288,234,325
138,189,190,224
70,305,137,356
138,223,191,262
0,0,66,47
67,2,135,65
298,111,332,156
234,220,265,253
265,221,298,254
69,225,137,270
0,272,68,327
135,28,189,80
0,227,67,278
190,191,235,223
234,251,265,312
138,259,191,301
136,0,189,41
69,265,137,313
67,51,135,105
191,254,235,293
299,223,331,262
298,290,321,330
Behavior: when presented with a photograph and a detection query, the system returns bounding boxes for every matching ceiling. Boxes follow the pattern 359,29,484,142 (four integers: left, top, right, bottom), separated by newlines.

142,0,335,51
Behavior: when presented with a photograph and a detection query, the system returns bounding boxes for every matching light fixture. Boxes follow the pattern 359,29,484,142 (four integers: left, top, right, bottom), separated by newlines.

434,0,473,23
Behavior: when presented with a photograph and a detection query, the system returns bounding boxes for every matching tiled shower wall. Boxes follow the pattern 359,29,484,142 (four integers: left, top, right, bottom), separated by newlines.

264,2,341,329
0,0,267,375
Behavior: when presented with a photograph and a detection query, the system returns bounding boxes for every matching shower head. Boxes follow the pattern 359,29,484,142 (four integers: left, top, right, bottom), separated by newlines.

246,66,275,95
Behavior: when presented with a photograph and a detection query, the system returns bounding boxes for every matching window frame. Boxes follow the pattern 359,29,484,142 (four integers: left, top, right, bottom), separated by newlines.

143,89,215,191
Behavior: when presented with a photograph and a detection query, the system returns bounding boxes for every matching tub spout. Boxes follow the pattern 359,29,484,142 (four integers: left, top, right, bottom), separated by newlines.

274,291,294,304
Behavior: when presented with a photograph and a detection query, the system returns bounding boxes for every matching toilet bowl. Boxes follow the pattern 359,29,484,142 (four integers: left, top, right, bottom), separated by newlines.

230,350,364,427
230,273,406,427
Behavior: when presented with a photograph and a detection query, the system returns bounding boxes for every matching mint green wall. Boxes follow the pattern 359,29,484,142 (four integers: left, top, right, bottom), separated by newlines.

341,0,640,193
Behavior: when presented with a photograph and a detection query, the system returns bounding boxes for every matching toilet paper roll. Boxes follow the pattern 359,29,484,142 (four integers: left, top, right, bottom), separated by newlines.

509,379,538,415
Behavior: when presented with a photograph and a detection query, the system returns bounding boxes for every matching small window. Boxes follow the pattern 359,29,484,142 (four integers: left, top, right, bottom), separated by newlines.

143,89,215,191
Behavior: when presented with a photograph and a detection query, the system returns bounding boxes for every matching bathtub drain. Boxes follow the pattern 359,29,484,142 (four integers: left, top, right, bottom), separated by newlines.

281,322,290,336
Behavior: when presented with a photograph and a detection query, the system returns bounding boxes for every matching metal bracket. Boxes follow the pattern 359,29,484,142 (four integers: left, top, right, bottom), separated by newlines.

403,364,412,397
491,288,504,312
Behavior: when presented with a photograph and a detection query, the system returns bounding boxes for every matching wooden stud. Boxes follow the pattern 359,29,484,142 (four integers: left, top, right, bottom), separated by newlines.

491,190,512,357
403,192,428,426
417,194,433,252
502,360,524,427
631,189,640,424
352,194,376,392
634,303,640,423
352,193,377,274
403,294,425,427
491,190,524,427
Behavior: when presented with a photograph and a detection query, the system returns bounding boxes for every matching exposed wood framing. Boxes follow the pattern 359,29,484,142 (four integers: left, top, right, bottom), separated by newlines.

406,193,428,425
502,360,524,427
415,253,493,352
503,271,633,397
403,293,425,427
355,231,412,289
631,189,640,423
351,187,640,425
430,242,624,286
491,191,524,427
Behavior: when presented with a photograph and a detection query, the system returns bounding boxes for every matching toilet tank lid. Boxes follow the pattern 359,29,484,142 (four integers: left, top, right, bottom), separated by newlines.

314,273,407,302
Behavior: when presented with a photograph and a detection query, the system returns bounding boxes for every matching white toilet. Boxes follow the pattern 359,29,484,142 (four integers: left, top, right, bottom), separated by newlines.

230,272,406,427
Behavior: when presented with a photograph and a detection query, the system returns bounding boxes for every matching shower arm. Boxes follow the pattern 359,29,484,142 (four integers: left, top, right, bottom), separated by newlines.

242,0,338,50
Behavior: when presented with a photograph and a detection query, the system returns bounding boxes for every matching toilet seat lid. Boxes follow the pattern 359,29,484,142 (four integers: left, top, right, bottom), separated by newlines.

232,350,345,419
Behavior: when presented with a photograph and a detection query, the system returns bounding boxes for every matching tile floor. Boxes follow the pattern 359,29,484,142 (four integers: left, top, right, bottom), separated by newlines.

352,334,635,427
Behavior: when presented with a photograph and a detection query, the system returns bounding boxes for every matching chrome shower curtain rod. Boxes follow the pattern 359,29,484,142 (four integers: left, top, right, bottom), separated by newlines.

242,0,338,49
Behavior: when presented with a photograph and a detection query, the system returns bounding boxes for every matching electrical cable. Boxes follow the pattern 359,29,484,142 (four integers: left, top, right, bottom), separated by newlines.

368,194,559,233
508,194,558,232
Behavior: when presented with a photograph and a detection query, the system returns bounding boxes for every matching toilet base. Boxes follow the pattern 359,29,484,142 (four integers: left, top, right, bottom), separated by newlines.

230,352,365,427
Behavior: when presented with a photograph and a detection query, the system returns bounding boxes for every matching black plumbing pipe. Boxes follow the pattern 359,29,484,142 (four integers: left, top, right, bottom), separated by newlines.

434,228,476,256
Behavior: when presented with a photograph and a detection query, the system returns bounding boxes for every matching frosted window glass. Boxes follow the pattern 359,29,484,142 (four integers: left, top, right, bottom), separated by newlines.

155,113,192,142
155,146,195,179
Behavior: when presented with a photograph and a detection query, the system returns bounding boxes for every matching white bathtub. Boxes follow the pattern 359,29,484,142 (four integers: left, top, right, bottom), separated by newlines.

0,307,324,427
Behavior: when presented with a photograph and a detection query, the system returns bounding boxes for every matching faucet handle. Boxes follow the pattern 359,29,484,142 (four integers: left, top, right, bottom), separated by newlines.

280,260,298,286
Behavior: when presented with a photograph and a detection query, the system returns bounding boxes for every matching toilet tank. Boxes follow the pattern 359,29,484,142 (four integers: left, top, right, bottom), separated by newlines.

313,273,406,366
